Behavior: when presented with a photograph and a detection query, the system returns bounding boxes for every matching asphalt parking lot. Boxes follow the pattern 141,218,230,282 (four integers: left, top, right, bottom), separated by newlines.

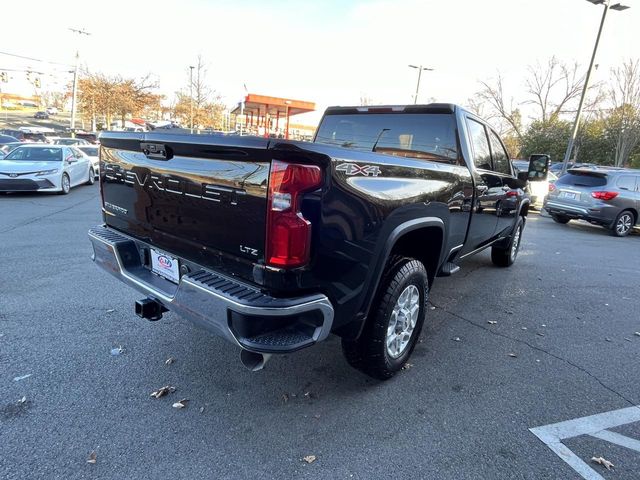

1,186,639,480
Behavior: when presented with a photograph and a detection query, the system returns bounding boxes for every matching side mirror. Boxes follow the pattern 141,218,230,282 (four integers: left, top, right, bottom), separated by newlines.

527,154,550,181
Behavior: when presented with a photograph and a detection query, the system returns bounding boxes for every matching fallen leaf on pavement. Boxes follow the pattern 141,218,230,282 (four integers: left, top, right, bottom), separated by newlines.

605,338,612,342
624,338,632,342
18,396,26,404
536,332,545,337
106,309,115,313
634,332,640,337
487,321,497,325
199,406,205,413
402,363,413,370
165,357,175,365
87,452,97,464
428,305,436,310
303,455,316,464
521,327,527,330
453,337,461,342
150,385,176,399
172,399,189,409
591,456,614,470
282,393,289,403
508,353,518,358
110,346,124,356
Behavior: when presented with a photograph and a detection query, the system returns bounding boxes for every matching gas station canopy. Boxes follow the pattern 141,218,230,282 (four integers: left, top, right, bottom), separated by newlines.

231,93,315,139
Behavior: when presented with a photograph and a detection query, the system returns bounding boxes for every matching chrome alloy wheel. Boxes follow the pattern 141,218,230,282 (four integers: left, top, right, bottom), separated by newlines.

510,225,522,261
62,174,70,193
616,213,633,235
386,284,420,358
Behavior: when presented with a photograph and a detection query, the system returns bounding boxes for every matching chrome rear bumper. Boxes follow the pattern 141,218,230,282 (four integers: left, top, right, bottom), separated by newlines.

88,225,334,354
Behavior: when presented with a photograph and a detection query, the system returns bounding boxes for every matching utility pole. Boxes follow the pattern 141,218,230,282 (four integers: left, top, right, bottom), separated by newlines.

561,0,630,174
189,65,194,133
68,27,91,137
408,64,434,104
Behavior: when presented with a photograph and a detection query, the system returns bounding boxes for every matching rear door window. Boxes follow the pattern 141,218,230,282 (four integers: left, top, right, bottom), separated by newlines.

556,172,607,188
466,118,492,171
616,175,637,191
488,130,511,175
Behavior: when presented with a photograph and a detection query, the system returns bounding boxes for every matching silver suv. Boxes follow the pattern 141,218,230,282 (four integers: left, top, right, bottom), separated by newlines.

544,168,639,237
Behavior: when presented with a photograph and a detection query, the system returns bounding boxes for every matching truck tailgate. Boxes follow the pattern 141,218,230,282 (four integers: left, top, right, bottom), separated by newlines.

99,133,271,271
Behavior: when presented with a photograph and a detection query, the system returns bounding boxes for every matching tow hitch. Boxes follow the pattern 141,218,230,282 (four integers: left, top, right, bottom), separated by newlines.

135,298,167,321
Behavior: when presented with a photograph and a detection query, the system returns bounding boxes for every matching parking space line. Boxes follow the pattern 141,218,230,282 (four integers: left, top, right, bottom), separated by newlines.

590,429,640,453
530,405,640,480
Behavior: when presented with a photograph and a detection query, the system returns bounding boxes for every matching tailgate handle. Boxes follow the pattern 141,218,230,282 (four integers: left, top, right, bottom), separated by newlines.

141,142,173,160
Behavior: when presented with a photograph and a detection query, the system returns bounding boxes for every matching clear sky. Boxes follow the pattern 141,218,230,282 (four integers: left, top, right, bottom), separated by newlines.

2,0,638,125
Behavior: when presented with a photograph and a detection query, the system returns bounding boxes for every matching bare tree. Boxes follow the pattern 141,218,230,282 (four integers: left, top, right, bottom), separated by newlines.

609,59,640,167
172,55,225,129
474,74,523,139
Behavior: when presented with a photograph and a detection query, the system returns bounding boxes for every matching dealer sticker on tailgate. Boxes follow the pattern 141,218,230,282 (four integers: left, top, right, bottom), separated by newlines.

150,248,180,283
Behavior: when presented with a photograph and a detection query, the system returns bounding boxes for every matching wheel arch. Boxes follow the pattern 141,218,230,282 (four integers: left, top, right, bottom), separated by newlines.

347,217,446,340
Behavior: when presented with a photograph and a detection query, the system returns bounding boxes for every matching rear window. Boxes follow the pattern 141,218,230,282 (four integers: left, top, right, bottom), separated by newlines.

315,113,458,163
557,172,607,188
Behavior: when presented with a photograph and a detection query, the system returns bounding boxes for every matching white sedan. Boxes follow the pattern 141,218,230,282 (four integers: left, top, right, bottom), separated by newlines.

0,145,95,194
76,145,100,179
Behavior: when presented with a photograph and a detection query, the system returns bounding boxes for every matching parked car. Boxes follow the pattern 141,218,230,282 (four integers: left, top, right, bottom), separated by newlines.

45,107,59,115
76,145,99,177
34,111,49,119
0,134,19,146
0,129,47,143
53,138,90,146
89,103,550,379
544,168,639,237
0,142,29,155
75,132,99,144
0,145,95,194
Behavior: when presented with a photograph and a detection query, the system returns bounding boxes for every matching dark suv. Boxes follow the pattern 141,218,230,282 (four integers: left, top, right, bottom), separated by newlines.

544,168,639,236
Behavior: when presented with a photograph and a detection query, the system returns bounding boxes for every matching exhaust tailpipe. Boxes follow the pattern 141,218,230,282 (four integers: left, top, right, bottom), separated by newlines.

240,350,271,372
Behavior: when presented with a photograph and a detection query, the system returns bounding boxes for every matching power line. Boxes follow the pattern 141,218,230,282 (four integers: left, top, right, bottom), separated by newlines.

0,50,73,67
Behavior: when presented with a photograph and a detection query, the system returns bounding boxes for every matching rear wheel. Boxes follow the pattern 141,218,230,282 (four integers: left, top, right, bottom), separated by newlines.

491,217,524,267
86,167,95,185
611,210,634,237
551,214,570,224
59,173,71,195
342,257,428,380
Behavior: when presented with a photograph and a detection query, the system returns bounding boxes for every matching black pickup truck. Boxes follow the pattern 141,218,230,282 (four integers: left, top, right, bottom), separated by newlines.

89,104,548,379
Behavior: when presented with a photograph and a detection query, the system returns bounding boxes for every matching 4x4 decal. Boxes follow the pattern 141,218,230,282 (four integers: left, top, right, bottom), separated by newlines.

336,163,381,177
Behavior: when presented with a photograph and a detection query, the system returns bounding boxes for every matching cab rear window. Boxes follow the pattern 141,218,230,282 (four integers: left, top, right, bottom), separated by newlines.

315,113,458,164
557,172,607,188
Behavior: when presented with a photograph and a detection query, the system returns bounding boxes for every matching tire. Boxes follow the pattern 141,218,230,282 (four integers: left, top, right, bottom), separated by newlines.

86,168,95,185
611,210,634,237
551,214,570,224
341,257,428,380
59,173,71,195
491,216,524,267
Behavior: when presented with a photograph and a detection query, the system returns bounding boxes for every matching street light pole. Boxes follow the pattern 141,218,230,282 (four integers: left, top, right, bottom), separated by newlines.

561,0,630,174
189,65,194,134
408,64,434,104
68,27,90,137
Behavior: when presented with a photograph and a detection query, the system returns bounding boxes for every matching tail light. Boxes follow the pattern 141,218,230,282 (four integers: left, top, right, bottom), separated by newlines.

548,183,556,192
266,160,322,268
591,191,618,201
